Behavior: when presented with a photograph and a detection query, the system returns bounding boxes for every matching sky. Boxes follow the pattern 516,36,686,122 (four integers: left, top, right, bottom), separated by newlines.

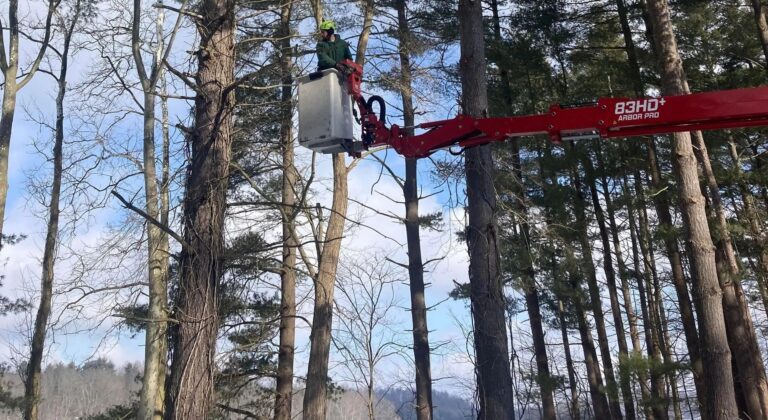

0,0,484,396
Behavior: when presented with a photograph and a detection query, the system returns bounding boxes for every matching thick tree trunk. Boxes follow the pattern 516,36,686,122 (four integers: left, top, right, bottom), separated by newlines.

584,150,636,420
691,129,768,419
165,1,236,418
457,1,514,419
274,1,296,418
644,2,738,418
624,0,705,404
395,1,433,418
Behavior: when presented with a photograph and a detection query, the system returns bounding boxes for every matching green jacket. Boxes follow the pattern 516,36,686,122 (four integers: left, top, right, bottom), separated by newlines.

316,37,353,70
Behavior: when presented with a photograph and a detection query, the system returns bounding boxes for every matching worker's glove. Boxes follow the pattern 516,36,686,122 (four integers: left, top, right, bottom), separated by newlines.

336,62,353,75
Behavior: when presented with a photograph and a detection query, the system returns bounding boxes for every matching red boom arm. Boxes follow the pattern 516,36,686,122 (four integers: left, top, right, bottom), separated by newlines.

339,61,768,159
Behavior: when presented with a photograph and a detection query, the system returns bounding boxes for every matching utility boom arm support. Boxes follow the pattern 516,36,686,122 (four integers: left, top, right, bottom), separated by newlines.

336,61,768,159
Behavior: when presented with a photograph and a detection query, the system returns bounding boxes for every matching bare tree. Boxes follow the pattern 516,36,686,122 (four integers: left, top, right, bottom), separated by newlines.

302,0,376,417
332,255,404,420
130,0,186,417
0,0,58,246
23,1,85,419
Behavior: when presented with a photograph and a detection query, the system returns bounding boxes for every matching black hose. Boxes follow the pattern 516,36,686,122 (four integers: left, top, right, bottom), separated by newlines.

366,95,386,123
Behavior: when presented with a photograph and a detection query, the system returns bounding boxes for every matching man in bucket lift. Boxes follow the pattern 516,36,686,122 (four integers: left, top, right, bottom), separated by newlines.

316,20,353,71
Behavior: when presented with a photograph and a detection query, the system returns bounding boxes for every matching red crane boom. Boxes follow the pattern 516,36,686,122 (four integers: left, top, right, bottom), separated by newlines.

337,60,768,159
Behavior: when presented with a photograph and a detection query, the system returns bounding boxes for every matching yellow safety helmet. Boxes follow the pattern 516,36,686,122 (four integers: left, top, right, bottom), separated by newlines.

320,20,335,31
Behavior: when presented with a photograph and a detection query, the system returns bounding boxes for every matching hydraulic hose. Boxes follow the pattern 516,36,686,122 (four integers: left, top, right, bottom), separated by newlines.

366,95,386,123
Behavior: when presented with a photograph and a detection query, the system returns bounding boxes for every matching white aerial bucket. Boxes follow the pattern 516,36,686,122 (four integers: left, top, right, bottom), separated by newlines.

297,68,356,154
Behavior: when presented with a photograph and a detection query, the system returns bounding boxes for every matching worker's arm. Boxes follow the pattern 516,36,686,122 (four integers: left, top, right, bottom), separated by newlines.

316,42,336,70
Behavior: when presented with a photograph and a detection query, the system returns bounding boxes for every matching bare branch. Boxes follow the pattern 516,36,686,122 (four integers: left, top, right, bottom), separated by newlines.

111,189,188,248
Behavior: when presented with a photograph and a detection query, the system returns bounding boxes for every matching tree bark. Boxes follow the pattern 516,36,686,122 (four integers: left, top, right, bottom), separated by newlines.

644,2,738,417
274,1,296,418
644,138,705,402
457,1,514,419
691,128,768,419
395,1,433,418
165,0,236,418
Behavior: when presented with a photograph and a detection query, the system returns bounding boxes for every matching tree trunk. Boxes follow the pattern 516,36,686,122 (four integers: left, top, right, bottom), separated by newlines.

727,135,768,314
303,155,348,420
569,270,612,419
135,1,170,416
274,1,296,418
489,0,556,415
644,2,738,418
0,76,17,247
627,0,706,403
570,154,623,420
644,138,705,401
634,172,670,420
457,1,514,419
584,148,636,420
619,176,655,420
0,0,54,247
750,0,768,75
395,1,433,418
655,276,683,420
691,128,768,419
558,300,581,420
165,0,236,417
23,5,77,415
302,1,373,416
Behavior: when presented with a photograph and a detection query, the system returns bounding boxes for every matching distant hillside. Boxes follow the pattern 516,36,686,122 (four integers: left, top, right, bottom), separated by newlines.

0,362,476,419
380,388,473,420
